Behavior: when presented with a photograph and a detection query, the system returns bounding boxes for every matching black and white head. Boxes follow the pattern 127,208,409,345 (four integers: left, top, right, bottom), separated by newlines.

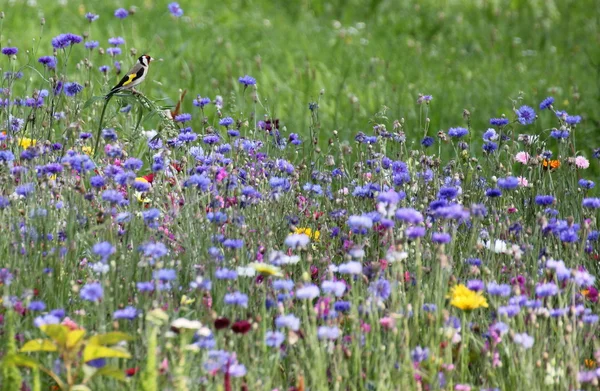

139,54,154,67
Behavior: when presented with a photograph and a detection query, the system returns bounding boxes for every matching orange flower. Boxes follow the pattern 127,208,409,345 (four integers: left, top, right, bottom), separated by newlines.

585,358,597,369
542,159,560,170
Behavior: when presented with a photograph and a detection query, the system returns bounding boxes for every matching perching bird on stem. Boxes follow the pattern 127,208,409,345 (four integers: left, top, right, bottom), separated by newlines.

105,54,154,99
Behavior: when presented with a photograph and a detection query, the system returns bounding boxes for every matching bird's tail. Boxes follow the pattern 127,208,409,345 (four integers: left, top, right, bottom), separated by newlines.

104,87,121,100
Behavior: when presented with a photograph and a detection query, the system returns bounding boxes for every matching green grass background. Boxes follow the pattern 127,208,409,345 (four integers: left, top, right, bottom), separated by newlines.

1,0,599,145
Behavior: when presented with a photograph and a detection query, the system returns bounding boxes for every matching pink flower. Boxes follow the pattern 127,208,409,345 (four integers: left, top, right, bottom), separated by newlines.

379,317,395,329
575,156,590,169
517,176,529,187
455,385,471,391
515,151,530,164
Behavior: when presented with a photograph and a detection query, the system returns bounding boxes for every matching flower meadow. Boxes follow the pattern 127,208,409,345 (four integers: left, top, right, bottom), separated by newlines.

1,4,600,391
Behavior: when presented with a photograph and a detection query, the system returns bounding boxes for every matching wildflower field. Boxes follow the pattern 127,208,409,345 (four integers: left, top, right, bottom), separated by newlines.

1,0,600,390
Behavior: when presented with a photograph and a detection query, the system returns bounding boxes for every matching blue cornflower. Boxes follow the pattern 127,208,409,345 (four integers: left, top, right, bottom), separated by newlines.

28,301,46,311
431,232,452,244
90,176,105,189
447,127,468,138
535,283,558,297
113,306,137,320
284,234,310,249
219,117,234,127
579,179,595,189
16,183,35,197
487,282,511,297
497,176,519,190
224,291,248,307
265,331,285,347
106,47,122,56
137,282,154,292
515,105,536,125
51,33,82,49
482,128,498,141
114,8,129,18
63,82,83,97
168,2,184,17
175,113,192,123
483,141,498,153
99,65,111,74
133,179,150,192
2,47,18,56
275,314,300,331
238,75,256,86
566,115,581,125
410,346,429,363
583,198,600,209
539,96,554,110
406,226,426,239
142,208,161,227
102,190,124,204
139,241,168,259
193,95,211,107
490,118,509,127
295,284,320,299
203,134,220,144
535,195,555,206
215,268,237,280
438,186,459,200
317,326,340,340
368,279,391,300
85,41,99,50
38,56,57,69
421,136,434,147
347,215,373,234
80,282,104,302
550,129,569,139
108,37,125,46
123,157,143,171
153,269,176,281
85,13,99,22
93,241,115,261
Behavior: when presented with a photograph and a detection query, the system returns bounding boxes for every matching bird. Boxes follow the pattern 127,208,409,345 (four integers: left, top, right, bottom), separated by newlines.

105,54,154,99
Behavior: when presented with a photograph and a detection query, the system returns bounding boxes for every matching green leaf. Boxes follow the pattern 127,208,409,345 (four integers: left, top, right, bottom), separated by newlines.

2,353,41,369
83,345,131,362
82,95,106,110
94,366,127,382
88,332,133,346
70,385,93,391
40,324,69,346
66,330,86,349
20,339,57,353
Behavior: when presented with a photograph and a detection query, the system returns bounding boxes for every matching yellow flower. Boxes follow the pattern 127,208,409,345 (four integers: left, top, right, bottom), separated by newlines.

136,177,149,184
18,137,36,149
82,146,93,155
293,227,320,241
448,284,488,311
250,262,282,277
135,192,151,204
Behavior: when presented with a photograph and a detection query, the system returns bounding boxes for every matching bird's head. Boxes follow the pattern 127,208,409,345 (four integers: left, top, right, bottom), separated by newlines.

139,54,154,66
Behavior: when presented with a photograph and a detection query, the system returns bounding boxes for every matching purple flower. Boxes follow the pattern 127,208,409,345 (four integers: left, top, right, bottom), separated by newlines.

93,241,115,261
498,305,520,318
51,33,82,49
490,118,509,127
578,179,595,189
535,283,558,297
539,97,554,110
321,280,346,297
535,195,555,206
515,105,536,125
347,215,373,232
406,226,426,239
317,326,340,340
175,113,192,123
265,331,285,347
497,176,519,190
168,2,184,17
193,95,211,108
0,268,14,286
114,8,129,18
108,37,125,46
337,261,362,275
1,47,18,56
80,282,104,302
238,75,256,86
566,115,581,125
583,198,600,209
369,279,391,300
410,346,429,363
485,188,502,197
421,136,434,147
467,280,484,291
99,65,111,74
113,306,137,320
106,47,122,56
448,127,468,138
223,238,243,249
64,82,83,97
38,56,57,69
85,13,99,22
574,270,595,287
219,117,234,127
296,284,320,300
275,314,300,331
85,41,99,50
154,269,176,281
124,157,143,171
431,232,451,244
16,183,35,197
224,291,248,307
487,282,511,297
28,301,46,311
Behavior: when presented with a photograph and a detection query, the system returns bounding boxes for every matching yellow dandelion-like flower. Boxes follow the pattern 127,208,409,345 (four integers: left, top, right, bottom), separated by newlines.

250,262,283,277
82,146,93,155
293,227,320,241
448,284,488,311
18,137,36,149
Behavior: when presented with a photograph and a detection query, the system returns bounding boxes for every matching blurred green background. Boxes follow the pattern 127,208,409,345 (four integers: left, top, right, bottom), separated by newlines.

1,0,599,146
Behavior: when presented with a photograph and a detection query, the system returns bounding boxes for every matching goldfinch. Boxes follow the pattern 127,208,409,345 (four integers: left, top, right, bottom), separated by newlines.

105,54,154,99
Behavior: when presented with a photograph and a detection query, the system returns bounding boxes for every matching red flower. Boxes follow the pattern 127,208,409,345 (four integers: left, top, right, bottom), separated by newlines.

214,317,231,330
125,367,139,377
231,320,252,334
143,173,155,184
